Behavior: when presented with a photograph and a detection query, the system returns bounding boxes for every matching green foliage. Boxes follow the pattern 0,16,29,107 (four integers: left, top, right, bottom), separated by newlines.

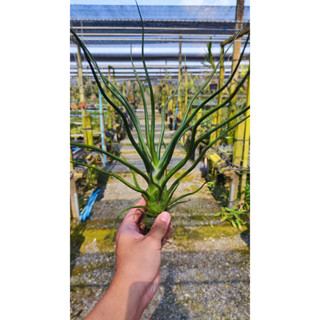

213,181,250,229
214,206,247,229
70,3,250,229
241,182,250,211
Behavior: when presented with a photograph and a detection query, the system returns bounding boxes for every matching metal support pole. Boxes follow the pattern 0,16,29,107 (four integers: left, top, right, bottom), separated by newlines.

99,89,107,166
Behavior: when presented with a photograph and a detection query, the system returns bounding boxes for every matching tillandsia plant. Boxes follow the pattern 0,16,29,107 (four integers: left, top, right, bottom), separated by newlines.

70,2,250,231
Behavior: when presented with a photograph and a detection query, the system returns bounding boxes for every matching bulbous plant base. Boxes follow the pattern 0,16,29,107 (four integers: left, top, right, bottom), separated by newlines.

139,216,156,235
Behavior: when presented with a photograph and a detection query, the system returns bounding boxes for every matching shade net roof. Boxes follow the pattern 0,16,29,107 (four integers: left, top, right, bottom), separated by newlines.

70,3,250,81
71,5,249,21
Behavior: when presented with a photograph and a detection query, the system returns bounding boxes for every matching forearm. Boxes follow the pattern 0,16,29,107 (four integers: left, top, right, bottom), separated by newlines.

85,202,172,320
85,274,145,320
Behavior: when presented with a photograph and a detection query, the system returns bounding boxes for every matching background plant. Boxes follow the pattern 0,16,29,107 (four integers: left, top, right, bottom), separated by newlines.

214,206,247,229
212,179,250,229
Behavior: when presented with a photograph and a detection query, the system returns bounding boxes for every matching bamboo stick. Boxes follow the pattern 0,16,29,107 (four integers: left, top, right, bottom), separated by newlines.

240,74,250,200
70,148,74,171
177,36,182,120
166,82,173,113
188,74,194,117
76,43,85,106
83,113,94,147
209,40,217,145
227,0,246,207
122,81,126,100
127,80,132,104
184,66,188,115
227,0,245,141
70,173,79,219
216,46,225,140
228,118,245,206
112,69,117,121
76,43,89,145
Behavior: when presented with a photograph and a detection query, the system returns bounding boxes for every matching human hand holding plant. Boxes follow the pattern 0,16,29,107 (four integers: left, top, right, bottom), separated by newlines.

86,198,173,320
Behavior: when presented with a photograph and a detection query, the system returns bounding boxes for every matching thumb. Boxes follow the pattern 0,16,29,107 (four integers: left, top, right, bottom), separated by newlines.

147,212,171,243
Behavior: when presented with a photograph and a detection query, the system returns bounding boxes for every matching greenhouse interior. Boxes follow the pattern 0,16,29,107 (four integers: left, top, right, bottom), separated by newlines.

70,0,250,318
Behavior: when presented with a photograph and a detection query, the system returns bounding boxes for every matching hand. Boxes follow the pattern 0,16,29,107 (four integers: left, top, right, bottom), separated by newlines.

86,198,173,320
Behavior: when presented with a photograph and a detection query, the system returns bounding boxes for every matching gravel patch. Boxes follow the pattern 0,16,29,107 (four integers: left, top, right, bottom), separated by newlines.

71,245,249,319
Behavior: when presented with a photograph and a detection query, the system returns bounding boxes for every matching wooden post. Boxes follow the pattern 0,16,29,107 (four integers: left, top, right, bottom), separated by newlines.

240,74,250,200
194,97,203,159
177,36,182,120
166,81,173,113
206,38,218,145
76,44,85,107
228,120,245,207
70,173,80,219
228,79,248,208
184,66,188,115
216,46,225,140
70,148,74,171
122,81,126,97
226,0,246,206
188,74,194,117
76,43,89,145
127,80,132,104
228,0,245,140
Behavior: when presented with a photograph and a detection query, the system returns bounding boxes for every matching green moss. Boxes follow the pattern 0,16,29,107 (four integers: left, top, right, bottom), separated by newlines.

71,260,111,277
76,228,115,254
188,215,213,221
71,265,87,276
74,219,115,229
71,222,247,256
173,225,245,241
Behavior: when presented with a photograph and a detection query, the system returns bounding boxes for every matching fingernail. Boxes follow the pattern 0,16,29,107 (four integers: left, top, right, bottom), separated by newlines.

159,211,170,223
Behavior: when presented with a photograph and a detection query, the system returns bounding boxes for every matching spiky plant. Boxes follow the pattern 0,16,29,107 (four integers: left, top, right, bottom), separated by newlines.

70,5,250,230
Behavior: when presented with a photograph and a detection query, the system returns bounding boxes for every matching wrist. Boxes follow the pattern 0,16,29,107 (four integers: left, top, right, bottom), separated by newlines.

107,273,145,319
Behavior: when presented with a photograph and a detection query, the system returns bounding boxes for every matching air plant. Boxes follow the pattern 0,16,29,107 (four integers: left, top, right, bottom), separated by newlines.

70,3,250,230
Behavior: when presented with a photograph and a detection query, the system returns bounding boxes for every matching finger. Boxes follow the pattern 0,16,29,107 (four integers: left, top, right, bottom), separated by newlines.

147,211,171,243
161,226,173,248
122,198,147,225
164,226,173,241
166,225,173,238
